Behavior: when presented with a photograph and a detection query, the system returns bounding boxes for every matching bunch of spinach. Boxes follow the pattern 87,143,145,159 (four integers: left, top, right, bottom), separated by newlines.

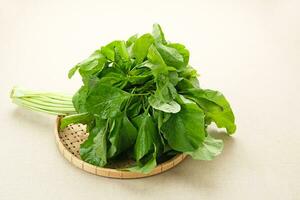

61,24,236,173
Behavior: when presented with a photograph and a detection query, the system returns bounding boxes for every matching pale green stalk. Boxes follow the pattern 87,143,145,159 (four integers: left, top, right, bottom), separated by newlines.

10,87,76,116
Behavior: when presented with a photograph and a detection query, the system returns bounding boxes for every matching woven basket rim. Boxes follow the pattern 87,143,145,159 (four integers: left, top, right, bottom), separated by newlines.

54,116,187,179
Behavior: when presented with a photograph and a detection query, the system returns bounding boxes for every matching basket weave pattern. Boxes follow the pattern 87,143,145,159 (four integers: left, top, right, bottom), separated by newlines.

54,117,186,178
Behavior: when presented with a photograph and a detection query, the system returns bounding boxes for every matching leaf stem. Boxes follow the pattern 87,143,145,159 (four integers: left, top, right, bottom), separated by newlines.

10,87,76,116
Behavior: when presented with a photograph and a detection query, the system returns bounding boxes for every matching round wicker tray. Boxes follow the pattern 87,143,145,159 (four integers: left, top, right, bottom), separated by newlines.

54,117,187,179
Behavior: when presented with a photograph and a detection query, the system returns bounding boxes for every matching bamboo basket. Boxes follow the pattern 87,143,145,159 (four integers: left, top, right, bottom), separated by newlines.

54,117,187,179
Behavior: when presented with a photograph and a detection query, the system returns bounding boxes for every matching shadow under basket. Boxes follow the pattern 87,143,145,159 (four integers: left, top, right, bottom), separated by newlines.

55,117,187,179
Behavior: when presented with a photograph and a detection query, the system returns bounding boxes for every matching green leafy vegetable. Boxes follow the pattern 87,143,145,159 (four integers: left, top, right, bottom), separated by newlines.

155,43,185,69
60,112,93,129
85,82,131,118
161,103,205,152
80,117,108,166
133,34,154,64
107,112,137,158
180,88,236,134
186,134,224,160
126,148,157,174
10,24,237,174
152,24,167,44
133,113,163,162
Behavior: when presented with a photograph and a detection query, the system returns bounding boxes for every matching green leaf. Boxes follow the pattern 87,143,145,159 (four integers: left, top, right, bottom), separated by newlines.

153,110,171,130
168,43,189,68
85,83,131,118
147,45,166,65
127,67,153,85
113,41,130,62
186,134,223,160
176,78,200,91
168,71,180,86
161,103,205,152
126,34,138,58
80,117,108,167
97,67,127,88
133,34,154,64
182,89,236,134
152,24,167,44
148,70,181,113
60,112,93,129
107,113,138,158
101,45,115,61
72,85,89,113
68,65,80,79
155,43,184,69
126,98,143,118
101,41,131,69
148,95,180,113
178,65,199,79
125,148,157,174
133,113,162,161
79,51,105,71
146,47,181,113
126,34,138,47
69,50,106,82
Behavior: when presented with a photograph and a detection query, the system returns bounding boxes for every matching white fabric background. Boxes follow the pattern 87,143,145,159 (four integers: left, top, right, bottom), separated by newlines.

1,0,299,199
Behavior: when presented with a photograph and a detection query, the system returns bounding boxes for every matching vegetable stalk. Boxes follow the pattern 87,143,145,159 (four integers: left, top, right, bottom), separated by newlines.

10,87,76,116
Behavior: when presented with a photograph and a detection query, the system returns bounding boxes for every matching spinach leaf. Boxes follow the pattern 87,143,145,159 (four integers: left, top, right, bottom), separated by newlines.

147,45,166,66
127,67,152,85
181,88,236,134
68,65,80,79
126,34,138,47
167,43,190,68
80,117,108,167
148,94,180,113
168,71,180,86
179,65,199,79
97,67,127,88
101,40,131,72
153,110,171,130
133,34,154,64
101,45,115,61
126,98,143,118
126,148,157,174
186,134,223,160
161,103,205,152
107,112,138,158
60,112,93,129
176,78,200,91
155,43,184,69
133,113,162,161
113,41,131,71
68,50,106,84
152,24,167,44
85,83,131,118
148,71,181,113
72,85,89,113
146,47,181,113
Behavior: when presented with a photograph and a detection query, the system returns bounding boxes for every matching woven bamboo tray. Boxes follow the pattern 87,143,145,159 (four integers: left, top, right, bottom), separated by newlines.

54,117,187,179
